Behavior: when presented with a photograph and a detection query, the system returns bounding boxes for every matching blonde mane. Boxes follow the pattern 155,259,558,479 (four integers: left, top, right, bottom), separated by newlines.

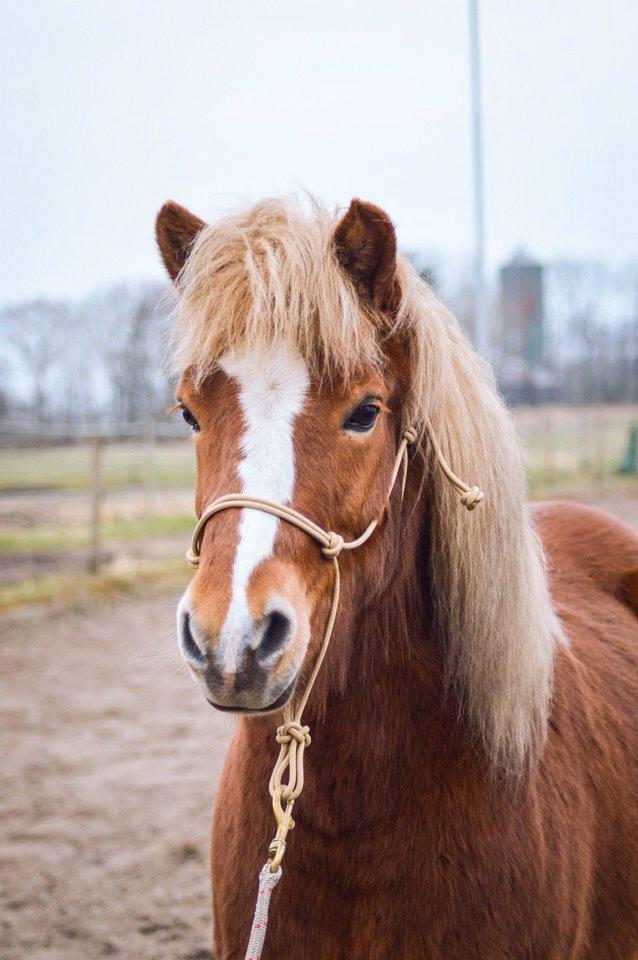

170,196,560,771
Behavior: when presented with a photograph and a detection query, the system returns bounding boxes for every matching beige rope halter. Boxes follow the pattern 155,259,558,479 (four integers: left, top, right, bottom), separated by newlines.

186,422,484,959
186,421,484,878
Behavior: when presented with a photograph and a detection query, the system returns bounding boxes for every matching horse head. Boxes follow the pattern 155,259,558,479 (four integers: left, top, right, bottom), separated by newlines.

157,194,558,771
158,198,417,715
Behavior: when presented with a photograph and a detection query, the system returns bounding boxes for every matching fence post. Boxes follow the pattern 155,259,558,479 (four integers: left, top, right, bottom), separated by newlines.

142,420,157,517
88,436,102,574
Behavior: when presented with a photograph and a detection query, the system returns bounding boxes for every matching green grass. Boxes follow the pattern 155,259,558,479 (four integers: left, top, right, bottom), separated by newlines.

0,513,194,554
516,407,638,494
0,556,190,611
527,471,638,500
0,441,194,491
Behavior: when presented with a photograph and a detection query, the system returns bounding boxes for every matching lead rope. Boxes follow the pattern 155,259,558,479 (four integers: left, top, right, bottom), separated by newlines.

186,423,484,960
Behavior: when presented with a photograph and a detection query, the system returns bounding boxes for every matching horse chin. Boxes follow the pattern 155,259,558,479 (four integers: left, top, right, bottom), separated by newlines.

205,678,297,716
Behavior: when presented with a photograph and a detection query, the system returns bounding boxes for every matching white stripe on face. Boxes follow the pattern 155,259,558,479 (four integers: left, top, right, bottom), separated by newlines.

216,343,309,672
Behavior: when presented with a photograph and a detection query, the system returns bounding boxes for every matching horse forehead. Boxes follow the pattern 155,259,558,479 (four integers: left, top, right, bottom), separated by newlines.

218,344,310,488
219,343,310,415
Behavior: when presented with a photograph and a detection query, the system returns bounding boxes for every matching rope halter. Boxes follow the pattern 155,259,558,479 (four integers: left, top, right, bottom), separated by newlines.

185,423,484,876
424,424,485,510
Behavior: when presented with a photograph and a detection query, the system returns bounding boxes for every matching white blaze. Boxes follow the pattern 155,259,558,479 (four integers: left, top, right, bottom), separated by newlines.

216,343,309,671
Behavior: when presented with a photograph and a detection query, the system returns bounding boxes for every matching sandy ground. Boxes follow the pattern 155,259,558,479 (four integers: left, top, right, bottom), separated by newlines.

0,592,233,960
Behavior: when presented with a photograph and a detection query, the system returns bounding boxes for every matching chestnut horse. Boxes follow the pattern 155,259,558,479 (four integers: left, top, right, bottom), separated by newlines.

156,196,638,959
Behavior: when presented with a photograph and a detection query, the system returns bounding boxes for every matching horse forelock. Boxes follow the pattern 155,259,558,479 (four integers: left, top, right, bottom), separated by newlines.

168,196,384,394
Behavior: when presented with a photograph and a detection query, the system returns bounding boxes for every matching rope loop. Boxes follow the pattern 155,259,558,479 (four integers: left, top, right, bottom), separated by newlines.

403,425,418,445
321,532,344,558
424,421,485,513
185,547,199,567
275,720,311,748
269,719,312,814
460,486,485,511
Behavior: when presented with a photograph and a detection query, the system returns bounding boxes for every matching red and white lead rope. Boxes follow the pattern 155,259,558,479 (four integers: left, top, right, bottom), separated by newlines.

243,864,282,960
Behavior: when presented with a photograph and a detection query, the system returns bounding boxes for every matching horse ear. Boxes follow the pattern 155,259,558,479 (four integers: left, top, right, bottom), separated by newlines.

155,201,206,282
333,199,397,311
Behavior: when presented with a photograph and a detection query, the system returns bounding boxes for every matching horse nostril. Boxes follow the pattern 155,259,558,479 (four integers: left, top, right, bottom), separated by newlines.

257,610,292,660
180,612,207,670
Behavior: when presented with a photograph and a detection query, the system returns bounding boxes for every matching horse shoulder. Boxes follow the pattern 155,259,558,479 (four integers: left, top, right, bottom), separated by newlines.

530,499,638,605
530,499,638,706
529,498,637,815
527,501,638,956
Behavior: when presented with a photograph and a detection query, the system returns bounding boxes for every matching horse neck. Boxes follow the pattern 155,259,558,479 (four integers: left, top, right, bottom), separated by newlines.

327,588,440,736
302,491,469,796
297,551,476,833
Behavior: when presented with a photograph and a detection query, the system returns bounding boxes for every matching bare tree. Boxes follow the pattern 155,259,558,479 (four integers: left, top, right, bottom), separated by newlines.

1,299,72,421
90,282,173,423
546,262,606,402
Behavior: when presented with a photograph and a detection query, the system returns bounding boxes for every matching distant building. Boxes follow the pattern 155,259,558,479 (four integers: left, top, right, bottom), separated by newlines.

500,253,545,366
497,253,554,403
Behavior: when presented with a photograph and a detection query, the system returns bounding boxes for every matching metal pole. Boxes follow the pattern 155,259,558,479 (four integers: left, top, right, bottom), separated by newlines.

468,0,489,358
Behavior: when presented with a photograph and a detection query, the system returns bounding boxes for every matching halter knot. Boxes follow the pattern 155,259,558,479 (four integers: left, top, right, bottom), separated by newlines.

276,721,311,748
460,486,485,510
270,721,311,812
321,532,344,558
403,426,418,445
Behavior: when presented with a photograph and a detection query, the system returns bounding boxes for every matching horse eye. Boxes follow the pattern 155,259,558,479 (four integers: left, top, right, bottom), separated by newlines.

181,406,200,432
342,402,380,433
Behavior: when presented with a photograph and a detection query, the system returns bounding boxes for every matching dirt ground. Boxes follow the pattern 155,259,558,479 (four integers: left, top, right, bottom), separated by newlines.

0,592,232,960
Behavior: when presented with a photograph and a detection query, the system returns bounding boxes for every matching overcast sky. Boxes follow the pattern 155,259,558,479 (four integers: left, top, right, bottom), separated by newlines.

2,0,637,303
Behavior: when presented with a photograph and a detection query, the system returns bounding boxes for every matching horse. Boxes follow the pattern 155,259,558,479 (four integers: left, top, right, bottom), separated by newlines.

155,195,638,959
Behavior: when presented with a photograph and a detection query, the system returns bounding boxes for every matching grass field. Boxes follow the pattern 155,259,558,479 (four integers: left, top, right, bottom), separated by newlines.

0,513,194,553
516,404,638,494
1,404,636,611
0,440,195,491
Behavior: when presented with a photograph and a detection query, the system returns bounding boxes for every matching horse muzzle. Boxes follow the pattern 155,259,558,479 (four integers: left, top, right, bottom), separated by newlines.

176,592,304,714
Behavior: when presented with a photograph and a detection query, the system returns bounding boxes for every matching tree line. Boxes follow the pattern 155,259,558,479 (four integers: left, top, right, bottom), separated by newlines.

2,260,637,430
1,282,174,427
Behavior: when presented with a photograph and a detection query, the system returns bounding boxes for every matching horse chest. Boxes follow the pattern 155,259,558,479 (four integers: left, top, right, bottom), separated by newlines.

211,753,590,960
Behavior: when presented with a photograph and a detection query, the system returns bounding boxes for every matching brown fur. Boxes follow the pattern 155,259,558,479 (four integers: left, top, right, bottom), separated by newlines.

156,200,205,281
159,197,638,958
333,198,398,310
622,568,638,614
